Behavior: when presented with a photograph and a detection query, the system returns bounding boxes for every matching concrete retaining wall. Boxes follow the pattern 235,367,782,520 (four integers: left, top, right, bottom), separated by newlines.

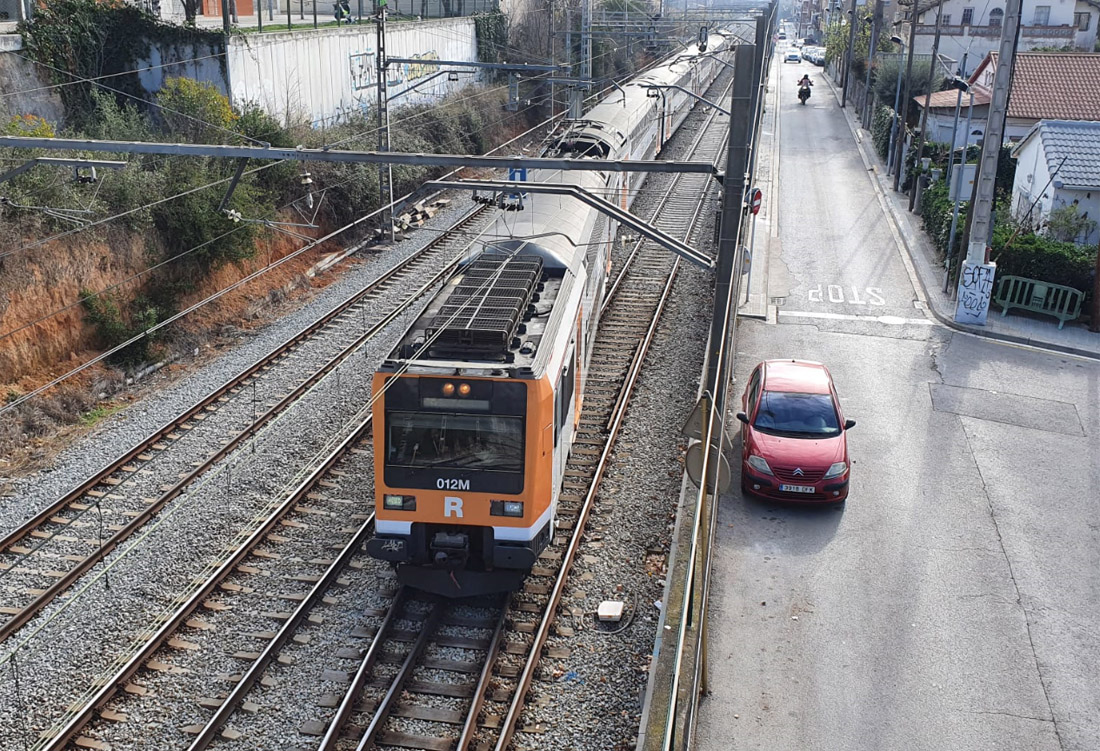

0,35,65,124
226,18,478,125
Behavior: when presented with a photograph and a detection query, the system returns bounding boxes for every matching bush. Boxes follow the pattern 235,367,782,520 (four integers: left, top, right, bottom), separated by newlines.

990,225,1096,298
80,289,166,365
157,77,239,144
871,59,938,121
1044,204,1098,244
920,178,967,259
871,104,893,161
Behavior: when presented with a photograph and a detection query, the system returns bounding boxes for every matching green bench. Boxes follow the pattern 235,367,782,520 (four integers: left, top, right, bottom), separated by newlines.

993,275,1084,330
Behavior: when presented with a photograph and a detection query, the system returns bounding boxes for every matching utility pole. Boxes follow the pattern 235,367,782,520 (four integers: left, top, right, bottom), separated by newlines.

956,0,1021,324
581,0,592,106
909,4,943,210
1091,233,1100,332
861,0,883,127
891,6,918,192
840,0,857,107
221,0,231,33
708,44,755,415
375,0,394,243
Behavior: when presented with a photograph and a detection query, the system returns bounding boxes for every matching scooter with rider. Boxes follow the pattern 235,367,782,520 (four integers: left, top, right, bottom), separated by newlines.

797,74,813,104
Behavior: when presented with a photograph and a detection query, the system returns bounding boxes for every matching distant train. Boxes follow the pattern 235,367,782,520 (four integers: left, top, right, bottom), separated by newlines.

365,33,733,596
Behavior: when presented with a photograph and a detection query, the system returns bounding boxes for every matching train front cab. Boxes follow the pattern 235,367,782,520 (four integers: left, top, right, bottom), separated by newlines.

367,371,563,597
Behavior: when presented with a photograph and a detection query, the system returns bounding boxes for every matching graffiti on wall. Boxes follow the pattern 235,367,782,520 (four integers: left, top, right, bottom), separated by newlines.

348,49,444,114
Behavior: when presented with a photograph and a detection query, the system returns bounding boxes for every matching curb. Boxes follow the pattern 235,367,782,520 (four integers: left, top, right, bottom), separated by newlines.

820,72,1100,362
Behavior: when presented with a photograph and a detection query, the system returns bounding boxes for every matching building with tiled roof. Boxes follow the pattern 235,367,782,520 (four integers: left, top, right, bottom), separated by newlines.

915,51,1100,149
973,52,1100,123
895,0,1099,77
1010,120,1100,244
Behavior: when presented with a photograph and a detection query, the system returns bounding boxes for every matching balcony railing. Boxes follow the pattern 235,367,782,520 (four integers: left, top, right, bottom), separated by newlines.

911,23,1076,38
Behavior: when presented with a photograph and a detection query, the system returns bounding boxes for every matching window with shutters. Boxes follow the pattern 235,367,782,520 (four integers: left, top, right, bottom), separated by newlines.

1032,5,1050,25
1074,11,1091,30
961,7,974,24
989,7,1004,26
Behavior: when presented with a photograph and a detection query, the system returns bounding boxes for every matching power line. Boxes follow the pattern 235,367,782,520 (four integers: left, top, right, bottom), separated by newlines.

8,50,267,147
0,99,553,346
0,105,558,377
0,49,233,102
0,161,283,262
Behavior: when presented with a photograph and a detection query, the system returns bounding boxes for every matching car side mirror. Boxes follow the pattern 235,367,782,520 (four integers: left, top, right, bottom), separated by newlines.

844,419,856,430
736,412,749,424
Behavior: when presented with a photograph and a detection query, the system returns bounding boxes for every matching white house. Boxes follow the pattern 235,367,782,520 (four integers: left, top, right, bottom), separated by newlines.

1011,119,1100,245
897,0,1099,77
915,51,1100,148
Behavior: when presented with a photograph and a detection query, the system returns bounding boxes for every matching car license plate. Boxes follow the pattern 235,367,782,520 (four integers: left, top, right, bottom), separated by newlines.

779,484,816,494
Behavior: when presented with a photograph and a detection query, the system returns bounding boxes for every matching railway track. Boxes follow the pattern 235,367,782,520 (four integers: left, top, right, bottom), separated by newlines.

0,203,497,646
32,409,379,751
301,66,735,751
27,64,734,751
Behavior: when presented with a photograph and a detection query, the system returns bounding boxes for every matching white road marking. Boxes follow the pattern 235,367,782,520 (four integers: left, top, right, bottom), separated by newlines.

778,310,934,325
806,285,886,305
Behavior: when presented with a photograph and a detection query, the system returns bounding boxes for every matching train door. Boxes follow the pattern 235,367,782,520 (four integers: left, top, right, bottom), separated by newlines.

553,341,577,483
656,98,666,153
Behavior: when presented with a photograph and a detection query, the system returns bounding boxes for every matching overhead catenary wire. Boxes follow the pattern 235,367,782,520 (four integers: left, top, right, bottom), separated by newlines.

0,39,708,406
0,107,561,415
0,99,555,346
0,82,537,262
0,235,543,682
6,50,268,147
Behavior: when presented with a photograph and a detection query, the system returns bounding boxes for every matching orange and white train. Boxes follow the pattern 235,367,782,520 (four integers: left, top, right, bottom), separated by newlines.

365,33,732,596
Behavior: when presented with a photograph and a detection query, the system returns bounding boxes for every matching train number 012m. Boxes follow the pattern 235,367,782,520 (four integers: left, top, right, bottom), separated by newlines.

437,478,471,490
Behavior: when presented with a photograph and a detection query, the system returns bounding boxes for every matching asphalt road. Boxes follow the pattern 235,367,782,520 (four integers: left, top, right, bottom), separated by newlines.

694,57,1100,751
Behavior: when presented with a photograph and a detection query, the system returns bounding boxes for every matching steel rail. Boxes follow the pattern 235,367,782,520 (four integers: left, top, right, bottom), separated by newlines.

184,512,378,749
658,33,770,751
353,604,447,751
0,201,484,559
35,413,377,751
455,600,510,750
316,588,414,751
0,206,493,646
493,254,682,751
489,63,735,751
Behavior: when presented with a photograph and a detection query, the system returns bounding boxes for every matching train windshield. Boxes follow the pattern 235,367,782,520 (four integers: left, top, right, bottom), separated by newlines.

386,412,524,473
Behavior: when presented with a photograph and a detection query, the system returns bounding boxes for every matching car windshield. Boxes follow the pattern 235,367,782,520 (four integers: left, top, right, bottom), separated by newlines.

386,411,524,472
753,391,840,437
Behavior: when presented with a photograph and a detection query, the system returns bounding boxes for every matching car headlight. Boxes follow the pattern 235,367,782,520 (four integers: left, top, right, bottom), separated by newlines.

747,455,774,476
823,462,848,479
383,494,416,511
490,500,524,517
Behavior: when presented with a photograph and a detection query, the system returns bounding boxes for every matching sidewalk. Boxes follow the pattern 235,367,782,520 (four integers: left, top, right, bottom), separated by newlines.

739,52,780,320
823,75,1100,360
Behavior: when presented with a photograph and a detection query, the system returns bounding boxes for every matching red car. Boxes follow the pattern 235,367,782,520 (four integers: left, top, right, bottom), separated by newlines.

736,360,855,503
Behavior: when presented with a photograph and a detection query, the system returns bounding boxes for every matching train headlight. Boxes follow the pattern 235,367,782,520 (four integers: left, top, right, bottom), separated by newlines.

458,382,472,396
442,382,455,396
490,500,525,517
383,494,416,511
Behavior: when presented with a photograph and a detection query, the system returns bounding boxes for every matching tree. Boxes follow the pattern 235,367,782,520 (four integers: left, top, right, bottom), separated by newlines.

181,0,202,25
1046,204,1098,245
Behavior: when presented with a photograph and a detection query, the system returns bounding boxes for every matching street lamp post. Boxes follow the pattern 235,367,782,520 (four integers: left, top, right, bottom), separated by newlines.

886,34,904,175
945,76,975,292
841,2,857,107
861,2,882,128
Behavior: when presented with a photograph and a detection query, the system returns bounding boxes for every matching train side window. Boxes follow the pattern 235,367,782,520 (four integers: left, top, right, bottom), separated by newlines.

554,345,576,446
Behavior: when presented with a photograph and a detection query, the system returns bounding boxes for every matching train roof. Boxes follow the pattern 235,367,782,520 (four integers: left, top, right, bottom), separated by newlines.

553,33,731,157
383,242,576,378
